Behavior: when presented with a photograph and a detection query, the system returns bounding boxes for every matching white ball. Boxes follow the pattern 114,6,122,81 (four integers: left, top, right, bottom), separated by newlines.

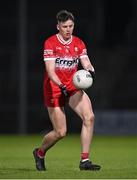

73,69,93,89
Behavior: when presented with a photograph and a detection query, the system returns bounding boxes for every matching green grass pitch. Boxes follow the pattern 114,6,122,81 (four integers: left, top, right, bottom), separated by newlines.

0,134,137,179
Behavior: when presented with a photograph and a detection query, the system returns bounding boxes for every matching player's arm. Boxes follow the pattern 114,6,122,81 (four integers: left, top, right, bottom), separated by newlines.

44,38,68,96
78,38,95,78
80,56,95,80
80,55,94,71
45,60,68,97
45,60,62,86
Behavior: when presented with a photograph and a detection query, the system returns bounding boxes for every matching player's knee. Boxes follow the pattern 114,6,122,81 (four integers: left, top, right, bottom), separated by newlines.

90,113,95,122
83,113,95,126
56,129,67,139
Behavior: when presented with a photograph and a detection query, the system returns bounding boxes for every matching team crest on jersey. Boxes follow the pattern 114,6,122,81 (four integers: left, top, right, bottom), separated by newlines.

56,46,62,50
74,47,78,52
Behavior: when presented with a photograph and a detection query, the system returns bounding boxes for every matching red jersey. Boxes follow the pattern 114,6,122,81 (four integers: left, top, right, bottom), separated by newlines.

43,34,88,98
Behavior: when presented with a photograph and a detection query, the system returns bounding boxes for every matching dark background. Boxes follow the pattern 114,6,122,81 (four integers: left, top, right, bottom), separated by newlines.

0,0,137,134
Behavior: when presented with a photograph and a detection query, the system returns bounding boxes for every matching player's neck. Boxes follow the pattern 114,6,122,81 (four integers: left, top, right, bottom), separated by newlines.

57,33,72,45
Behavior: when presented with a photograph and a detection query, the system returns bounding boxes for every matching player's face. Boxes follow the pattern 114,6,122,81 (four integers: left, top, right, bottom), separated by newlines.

57,19,74,41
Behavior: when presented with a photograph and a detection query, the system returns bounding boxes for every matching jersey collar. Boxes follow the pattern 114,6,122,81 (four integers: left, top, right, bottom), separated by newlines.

56,33,72,45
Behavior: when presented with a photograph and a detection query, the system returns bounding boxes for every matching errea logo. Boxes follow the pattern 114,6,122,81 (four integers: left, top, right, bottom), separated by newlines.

56,46,62,50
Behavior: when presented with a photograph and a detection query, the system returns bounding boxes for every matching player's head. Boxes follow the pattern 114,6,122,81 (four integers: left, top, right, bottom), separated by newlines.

56,10,74,23
56,10,74,41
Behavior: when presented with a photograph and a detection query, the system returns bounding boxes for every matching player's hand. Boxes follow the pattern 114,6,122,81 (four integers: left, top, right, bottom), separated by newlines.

59,84,69,97
88,70,95,81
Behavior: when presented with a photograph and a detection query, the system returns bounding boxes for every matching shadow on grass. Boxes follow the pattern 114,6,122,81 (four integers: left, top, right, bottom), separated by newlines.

0,167,36,172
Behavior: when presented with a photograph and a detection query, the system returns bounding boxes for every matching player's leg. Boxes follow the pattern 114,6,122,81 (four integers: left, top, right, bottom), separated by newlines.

69,90,93,155
33,106,67,171
69,90,101,170
41,106,67,152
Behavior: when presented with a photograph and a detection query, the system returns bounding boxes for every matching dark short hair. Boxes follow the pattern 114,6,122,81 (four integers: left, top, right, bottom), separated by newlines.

56,10,74,23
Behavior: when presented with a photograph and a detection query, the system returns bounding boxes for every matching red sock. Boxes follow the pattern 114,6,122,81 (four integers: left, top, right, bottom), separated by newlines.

37,148,45,158
81,152,89,162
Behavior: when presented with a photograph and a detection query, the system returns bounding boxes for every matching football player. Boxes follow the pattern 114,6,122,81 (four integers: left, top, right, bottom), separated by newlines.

33,10,101,171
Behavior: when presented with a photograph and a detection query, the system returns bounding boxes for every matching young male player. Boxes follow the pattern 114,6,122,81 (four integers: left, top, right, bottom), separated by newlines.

33,10,101,171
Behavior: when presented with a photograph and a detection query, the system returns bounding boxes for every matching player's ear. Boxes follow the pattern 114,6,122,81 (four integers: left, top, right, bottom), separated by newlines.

57,24,59,30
